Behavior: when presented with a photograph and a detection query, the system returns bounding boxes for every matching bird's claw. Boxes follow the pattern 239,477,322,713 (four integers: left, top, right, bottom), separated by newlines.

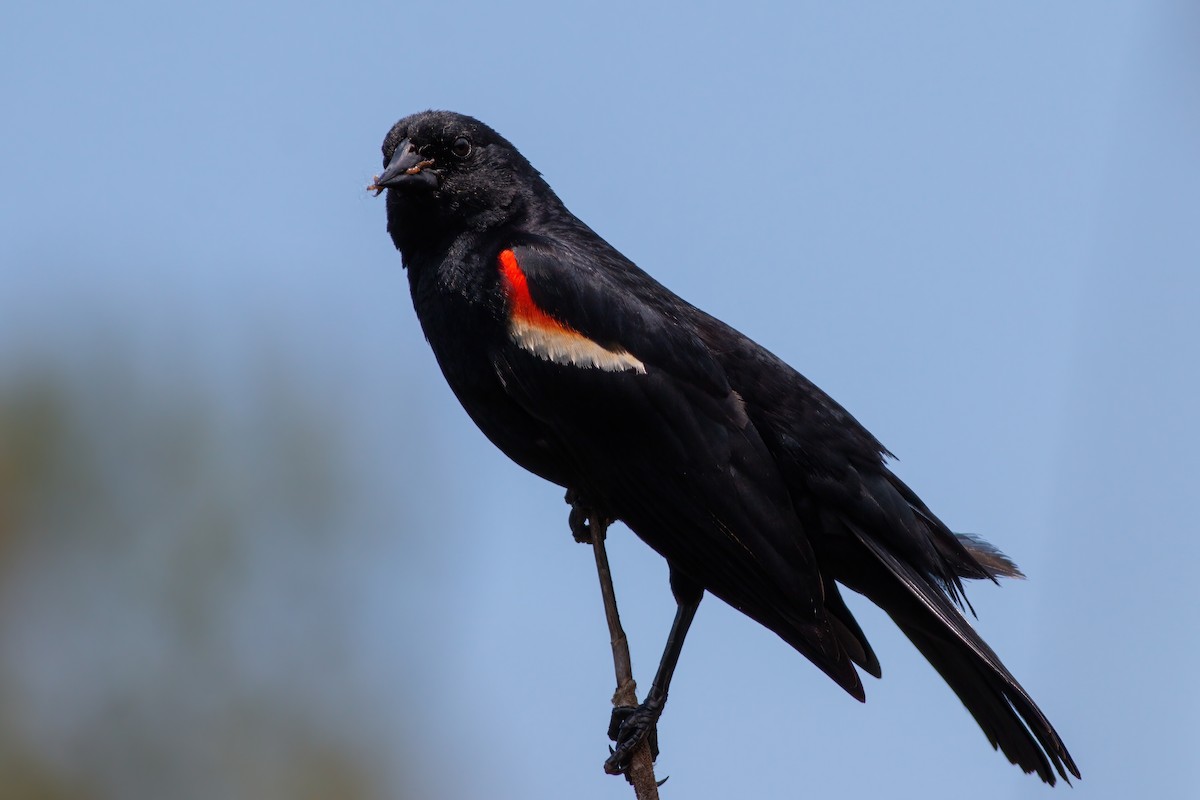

604,703,660,776
565,489,609,544
569,504,592,544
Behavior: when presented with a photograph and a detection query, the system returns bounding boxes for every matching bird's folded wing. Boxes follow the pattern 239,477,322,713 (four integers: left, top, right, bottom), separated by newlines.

490,243,861,694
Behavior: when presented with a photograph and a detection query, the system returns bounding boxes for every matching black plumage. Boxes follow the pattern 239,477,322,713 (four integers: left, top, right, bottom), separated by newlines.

375,110,1079,785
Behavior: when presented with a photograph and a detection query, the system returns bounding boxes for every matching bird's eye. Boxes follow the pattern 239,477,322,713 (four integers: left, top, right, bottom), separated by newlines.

451,137,472,158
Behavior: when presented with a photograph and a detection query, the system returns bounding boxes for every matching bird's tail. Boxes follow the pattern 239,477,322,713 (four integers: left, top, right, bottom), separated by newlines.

846,524,1080,785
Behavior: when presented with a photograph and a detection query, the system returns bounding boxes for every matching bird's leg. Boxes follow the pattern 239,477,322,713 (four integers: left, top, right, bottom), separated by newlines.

605,571,703,775
566,488,611,544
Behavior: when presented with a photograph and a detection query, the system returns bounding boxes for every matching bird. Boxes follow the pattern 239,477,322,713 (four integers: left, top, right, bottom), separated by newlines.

373,109,1080,785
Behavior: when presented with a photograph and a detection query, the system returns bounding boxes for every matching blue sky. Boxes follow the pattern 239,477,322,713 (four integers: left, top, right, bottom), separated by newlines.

2,2,1198,798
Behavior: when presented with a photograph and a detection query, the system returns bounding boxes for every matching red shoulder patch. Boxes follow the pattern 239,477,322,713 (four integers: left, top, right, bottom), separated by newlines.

498,249,573,334
496,249,646,374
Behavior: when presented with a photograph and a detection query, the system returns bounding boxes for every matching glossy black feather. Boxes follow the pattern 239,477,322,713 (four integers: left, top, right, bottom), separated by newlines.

378,109,1079,784
497,243,863,696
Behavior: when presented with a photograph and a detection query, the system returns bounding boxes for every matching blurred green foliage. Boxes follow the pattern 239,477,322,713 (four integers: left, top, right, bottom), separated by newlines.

0,351,416,800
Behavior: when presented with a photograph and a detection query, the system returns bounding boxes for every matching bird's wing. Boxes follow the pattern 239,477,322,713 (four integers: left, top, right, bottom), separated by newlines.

693,316,1011,603
489,241,863,696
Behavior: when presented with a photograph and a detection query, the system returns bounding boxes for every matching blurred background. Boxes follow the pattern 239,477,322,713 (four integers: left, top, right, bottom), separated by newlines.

2,2,1197,798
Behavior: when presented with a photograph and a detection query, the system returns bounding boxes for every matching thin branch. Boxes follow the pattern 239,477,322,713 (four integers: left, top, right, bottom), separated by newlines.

588,512,660,800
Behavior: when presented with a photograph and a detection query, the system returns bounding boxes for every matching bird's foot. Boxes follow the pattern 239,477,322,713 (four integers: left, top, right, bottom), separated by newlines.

565,489,611,544
604,703,661,776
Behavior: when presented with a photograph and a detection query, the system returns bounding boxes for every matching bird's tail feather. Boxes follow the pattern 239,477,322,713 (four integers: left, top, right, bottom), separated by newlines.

954,532,1025,579
823,577,882,678
847,525,1080,785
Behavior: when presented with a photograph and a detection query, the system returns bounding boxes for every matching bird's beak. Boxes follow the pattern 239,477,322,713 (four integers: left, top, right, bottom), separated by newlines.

370,139,439,194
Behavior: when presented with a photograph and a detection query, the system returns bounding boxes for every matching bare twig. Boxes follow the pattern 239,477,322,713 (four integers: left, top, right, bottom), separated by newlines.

588,512,661,799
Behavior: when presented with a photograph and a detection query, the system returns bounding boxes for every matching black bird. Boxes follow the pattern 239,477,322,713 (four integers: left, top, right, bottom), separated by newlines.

374,109,1079,785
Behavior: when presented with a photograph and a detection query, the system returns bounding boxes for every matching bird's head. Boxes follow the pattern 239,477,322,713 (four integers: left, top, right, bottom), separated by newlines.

374,110,549,257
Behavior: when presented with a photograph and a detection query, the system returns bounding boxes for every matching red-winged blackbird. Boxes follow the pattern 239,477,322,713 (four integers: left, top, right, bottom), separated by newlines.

374,109,1079,785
